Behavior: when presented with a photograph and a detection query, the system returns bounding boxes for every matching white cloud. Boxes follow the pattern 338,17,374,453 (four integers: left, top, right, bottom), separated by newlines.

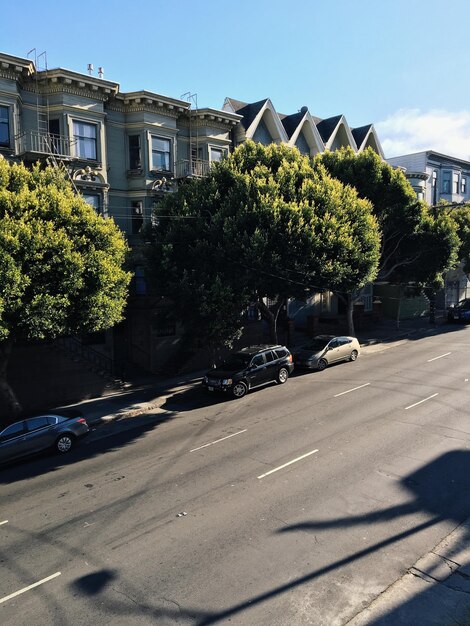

375,108,470,161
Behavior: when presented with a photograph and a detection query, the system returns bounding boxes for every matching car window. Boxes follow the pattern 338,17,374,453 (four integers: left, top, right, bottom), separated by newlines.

221,354,251,369
339,338,352,346
0,421,25,441
274,348,287,359
328,339,340,349
26,416,51,432
251,354,265,367
264,350,275,363
461,301,470,310
47,416,60,425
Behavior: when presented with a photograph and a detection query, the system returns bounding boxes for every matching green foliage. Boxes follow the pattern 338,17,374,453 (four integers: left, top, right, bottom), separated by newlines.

147,141,381,347
442,202,470,275
0,159,131,342
316,147,459,287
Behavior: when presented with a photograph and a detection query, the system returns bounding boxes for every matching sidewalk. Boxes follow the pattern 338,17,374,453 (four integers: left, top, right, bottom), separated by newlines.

347,518,470,625
57,315,443,428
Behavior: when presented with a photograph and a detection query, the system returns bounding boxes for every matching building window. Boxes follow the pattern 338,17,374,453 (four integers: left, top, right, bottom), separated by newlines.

210,147,225,163
82,194,101,213
131,201,144,234
453,172,460,194
462,177,467,194
73,121,97,160
152,311,176,337
432,170,437,187
134,266,146,295
442,171,451,194
0,105,10,147
129,135,141,170
151,136,171,171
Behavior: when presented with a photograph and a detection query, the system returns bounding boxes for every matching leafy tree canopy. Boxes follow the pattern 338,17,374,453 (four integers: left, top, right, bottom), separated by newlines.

315,147,458,286
0,158,131,418
147,141,381,346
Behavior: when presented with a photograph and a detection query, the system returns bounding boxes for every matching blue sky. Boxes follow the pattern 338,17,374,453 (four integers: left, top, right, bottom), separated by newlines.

4,0,470,159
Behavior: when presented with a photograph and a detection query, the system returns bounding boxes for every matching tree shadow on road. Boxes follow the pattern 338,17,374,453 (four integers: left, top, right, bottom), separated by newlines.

61,450,470,625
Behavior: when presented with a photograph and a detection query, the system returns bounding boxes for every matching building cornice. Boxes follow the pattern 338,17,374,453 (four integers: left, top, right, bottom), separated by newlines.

0,53,35,82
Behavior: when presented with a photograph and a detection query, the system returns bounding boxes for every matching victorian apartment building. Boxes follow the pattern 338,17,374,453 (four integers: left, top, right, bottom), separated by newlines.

0,50,385,374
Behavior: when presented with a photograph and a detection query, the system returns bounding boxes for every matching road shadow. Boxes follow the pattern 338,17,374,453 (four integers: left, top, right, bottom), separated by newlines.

63,450,470,625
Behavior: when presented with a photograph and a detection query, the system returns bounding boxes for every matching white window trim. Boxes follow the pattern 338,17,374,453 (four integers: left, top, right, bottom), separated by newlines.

69,116,101,162
148,132,175,173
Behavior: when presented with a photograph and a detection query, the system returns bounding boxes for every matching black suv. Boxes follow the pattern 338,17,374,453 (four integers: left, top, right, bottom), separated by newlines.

447,298,470,323
203,345,294,398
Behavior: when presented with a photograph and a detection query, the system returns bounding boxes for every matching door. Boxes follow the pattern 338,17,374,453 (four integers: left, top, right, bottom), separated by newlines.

24,416,55,454
326,338,342,363
263,350,279,382
337,337,353,361
247,353,268,387
0,421,27,462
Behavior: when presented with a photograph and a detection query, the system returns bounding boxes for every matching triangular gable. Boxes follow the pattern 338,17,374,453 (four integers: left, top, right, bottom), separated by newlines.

244,99,288,144
286,110,324,155
353,124,385,158
322,116,357,151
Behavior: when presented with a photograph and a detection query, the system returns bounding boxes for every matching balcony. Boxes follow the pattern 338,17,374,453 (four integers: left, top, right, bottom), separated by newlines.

175,159,211,179
16,131,75,160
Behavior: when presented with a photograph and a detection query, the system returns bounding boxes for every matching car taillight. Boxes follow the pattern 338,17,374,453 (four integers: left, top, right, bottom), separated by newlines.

288,354,293,363
77,418,87,425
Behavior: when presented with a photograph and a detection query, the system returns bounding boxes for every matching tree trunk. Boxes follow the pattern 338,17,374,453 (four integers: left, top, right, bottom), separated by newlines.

346,293,355,337
0,338,21,424
256,297,284,344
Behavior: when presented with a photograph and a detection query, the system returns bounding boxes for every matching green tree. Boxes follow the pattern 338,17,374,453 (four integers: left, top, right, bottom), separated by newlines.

316,147,459,321
147,141,380,350
0,159,131,420
442,202,470,275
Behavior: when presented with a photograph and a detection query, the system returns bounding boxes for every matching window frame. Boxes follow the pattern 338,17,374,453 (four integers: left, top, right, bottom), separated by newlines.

131,200,144,234
442,171,451,194
209,146,227,163
128,134,142,170
151,135,172,172
0,104,10,148
72,119,99,161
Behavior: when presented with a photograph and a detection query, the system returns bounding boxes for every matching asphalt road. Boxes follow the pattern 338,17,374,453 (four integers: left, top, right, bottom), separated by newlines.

1,325,470,625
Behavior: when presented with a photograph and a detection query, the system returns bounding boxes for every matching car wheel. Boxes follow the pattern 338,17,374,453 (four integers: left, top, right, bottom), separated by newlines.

317,359,327,371
349,350,358,362
232,381,247,399
55,433,75,454
277,367,289,384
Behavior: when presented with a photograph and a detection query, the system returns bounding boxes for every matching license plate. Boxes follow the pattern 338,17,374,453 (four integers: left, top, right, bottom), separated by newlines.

208,386,214,391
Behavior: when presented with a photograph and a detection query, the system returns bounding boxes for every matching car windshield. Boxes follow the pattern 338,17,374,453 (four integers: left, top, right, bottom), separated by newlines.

459,300,470,310
302,339,330,352
220,354,252,369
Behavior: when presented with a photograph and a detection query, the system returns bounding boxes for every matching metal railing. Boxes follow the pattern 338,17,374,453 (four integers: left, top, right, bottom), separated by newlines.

16,131,75,158
56,336,115,376
175,159,211,179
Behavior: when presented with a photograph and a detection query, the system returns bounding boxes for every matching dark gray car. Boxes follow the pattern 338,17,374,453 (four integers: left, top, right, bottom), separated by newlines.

0,414,89,463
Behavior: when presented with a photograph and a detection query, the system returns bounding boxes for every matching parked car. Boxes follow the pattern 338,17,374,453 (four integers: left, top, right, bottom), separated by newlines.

203,344,294,398
447,298,470,323
294,335,360,371
0,414,89,464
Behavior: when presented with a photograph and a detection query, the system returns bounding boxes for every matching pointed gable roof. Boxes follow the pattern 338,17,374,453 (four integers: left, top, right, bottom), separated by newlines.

281,111,305,139
352,124,384,157
316,115,343,143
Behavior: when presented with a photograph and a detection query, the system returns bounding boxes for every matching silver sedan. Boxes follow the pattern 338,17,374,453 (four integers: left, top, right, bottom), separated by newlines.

0,414,89,464
294,335,361,371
